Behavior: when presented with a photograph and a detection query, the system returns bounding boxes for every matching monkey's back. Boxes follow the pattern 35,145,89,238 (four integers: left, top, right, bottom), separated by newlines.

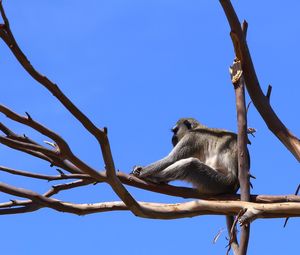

191,129,239,179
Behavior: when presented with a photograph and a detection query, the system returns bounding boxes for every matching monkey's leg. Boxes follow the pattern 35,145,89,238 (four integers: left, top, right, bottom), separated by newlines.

152,157,237,195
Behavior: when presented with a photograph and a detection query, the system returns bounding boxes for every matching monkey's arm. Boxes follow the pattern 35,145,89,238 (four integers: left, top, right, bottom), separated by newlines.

133,135,197,178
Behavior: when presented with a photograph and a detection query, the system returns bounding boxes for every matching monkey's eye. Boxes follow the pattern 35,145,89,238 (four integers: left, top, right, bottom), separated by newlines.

172,126,179,133
183,120,192,129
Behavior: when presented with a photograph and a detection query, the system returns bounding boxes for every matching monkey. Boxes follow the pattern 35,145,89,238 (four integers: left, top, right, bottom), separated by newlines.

131,118,250,195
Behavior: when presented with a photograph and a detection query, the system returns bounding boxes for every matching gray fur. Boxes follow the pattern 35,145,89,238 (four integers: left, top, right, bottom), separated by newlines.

132,118,247,195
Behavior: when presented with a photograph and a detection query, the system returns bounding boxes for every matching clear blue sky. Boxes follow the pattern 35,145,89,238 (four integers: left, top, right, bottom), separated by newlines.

0,1,299,254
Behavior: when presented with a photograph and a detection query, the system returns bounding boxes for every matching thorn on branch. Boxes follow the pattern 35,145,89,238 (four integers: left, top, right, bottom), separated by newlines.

283,184,300,227
266,84,272,102
242,20,248,37
104,127,108,135
10,199,17,205
25,112,32,120
246,101,252,113
56,168,65,176
249,182,253,189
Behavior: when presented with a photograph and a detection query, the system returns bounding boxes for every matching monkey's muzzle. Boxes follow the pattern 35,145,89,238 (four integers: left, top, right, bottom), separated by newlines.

172,135,178,147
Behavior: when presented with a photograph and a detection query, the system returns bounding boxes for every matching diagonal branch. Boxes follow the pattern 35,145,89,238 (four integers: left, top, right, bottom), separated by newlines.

219,0,300,162
0,166,89,181
0,122,84,173
0,2,153,218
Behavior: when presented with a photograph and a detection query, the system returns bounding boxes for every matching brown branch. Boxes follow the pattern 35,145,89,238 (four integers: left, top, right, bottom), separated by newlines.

226,215,239,255
2,181,300,219
0,118,83,173
0,166,89,181
234,65,251,254
229,20,251,255
0,2,146,217
219,0,300,162
1,165,300,204
0,135,57,157
0,179,93,214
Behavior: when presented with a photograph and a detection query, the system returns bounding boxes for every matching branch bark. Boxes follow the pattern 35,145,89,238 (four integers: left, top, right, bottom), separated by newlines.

231,60,250,254
0,1,147,218
219,0,300,162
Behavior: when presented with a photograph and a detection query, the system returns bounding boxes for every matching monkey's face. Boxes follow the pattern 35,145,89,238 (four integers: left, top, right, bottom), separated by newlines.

171,120,190,147
171,118,202,147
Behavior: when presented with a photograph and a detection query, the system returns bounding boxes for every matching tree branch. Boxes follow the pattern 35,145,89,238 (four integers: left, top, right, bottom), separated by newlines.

229,20,251,254
2,181,300,219
0,2,164,218
219,0,300,162
0,2,145,218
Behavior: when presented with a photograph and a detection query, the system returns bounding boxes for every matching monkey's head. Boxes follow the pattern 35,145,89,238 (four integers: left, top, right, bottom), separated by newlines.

171,118,203,146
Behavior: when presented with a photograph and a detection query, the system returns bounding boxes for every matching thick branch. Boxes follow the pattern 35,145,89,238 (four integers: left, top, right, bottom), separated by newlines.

2,181,300,219
230,25,251,254
1,166,300,204
234,64,251,254
219,0,300,162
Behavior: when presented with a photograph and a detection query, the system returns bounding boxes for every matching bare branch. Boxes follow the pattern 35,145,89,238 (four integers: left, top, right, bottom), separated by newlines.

226,215,239,255
219,0,300,162
0,135,57,157
229,21,251,255
2,181,300,219
0,166,89,181
1,165,300,205
0,179,93,215
0,2,145,217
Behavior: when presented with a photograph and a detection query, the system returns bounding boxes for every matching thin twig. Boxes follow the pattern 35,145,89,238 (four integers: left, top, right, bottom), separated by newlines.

0,166,89,181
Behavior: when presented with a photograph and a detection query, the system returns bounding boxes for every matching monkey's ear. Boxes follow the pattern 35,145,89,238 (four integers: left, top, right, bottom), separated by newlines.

183,119,192,129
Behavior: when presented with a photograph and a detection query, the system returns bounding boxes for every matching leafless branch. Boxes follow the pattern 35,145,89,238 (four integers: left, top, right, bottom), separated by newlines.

0,166,89,181
0,1,147,217
219,0,300,162
1,164,300,205
2,181,300,220
0,1,152,217
0,2,299,254
229,20,251,255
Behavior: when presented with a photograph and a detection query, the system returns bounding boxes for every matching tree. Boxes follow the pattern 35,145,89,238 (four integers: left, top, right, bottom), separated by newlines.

0,1,299,254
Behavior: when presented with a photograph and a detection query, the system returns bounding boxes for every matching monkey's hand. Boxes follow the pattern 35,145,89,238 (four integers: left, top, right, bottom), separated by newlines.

130,165,143,177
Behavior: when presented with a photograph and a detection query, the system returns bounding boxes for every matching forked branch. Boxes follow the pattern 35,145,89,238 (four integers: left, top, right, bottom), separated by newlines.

0,1,146,217
220,0,300,162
